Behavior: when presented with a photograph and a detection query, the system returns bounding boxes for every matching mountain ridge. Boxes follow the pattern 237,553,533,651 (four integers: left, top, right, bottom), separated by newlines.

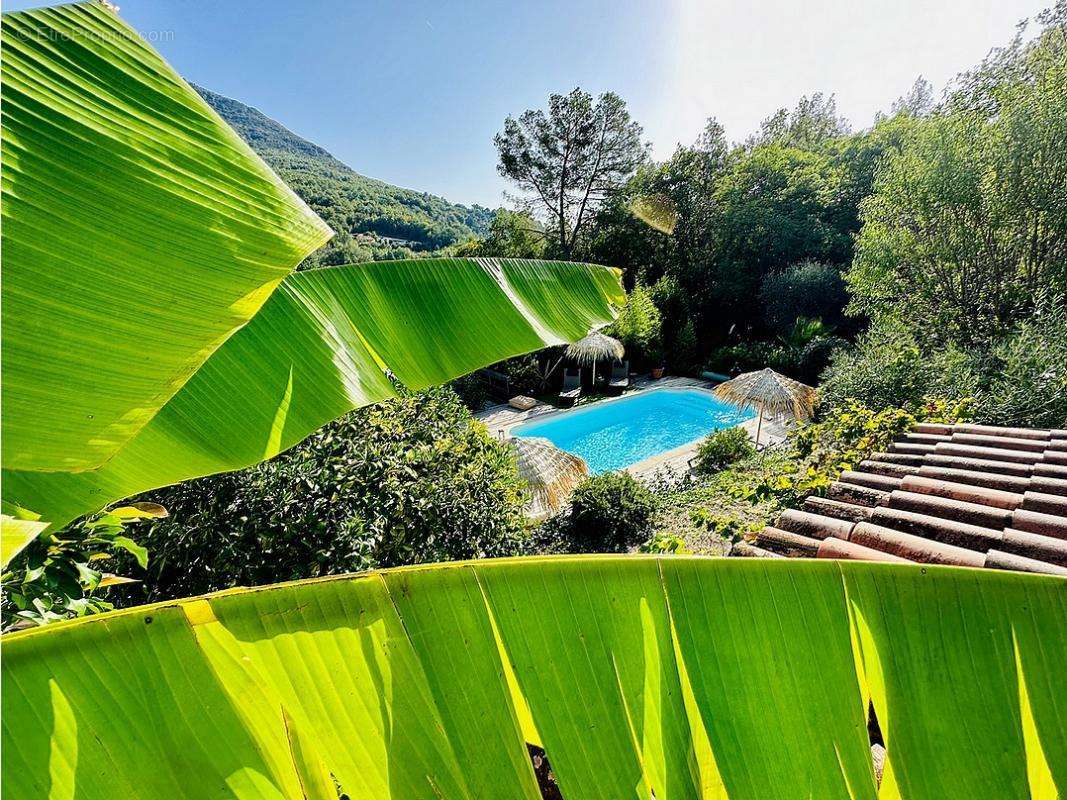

193,85,494,265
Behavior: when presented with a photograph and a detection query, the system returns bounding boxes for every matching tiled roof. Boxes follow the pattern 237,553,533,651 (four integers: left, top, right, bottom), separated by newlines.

745,423,1067,576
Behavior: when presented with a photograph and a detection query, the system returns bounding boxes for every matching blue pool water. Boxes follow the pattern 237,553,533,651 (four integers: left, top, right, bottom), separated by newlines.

514,388,755,472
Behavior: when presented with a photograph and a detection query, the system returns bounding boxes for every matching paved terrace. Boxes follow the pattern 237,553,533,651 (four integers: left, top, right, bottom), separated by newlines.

476,374,789,479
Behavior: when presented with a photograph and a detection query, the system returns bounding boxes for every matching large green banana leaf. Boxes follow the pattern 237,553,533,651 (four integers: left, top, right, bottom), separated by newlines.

1,1,332,473
0,2,625,530
2,557,1063,799
1,256,624,531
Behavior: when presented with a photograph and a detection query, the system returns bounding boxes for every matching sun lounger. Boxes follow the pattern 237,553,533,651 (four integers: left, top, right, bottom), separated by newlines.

607,360,630,395
559,368,581,407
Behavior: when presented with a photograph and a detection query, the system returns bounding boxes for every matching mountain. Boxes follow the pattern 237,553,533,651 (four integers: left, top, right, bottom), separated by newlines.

194,85,494,266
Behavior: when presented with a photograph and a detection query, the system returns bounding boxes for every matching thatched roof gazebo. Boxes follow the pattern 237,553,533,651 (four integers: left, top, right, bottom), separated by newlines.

566,332,624,386
712,368,816,446
510,436,589,521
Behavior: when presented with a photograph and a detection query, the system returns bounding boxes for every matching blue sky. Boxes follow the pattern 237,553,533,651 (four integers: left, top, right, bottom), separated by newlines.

6,0,1049,207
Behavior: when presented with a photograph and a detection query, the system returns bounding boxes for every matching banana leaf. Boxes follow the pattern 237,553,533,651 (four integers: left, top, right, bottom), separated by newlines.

1,515,48,568
1,256,623,531
2,557,1063,799
2,1,332,473
0,2,625,530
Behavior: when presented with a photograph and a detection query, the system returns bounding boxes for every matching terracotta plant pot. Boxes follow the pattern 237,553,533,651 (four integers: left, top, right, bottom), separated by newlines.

651,367,665,379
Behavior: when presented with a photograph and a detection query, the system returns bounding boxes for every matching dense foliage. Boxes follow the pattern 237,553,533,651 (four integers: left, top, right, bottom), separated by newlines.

453,209,546,259
196,86,493,263
565,472,658,553
692,427,755,475
572,104,866,366
846,16,1067,346
606,282,662,368
114,388,528,605
817,7,1067,421
821,301,1067,428
759,260,848,335
1,505,161,631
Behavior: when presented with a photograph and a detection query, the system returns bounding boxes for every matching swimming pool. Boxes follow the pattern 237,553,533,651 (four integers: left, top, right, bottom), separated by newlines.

513,388,755,472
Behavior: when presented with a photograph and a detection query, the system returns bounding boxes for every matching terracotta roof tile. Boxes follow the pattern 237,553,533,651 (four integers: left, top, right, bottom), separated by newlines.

750,422,1067,576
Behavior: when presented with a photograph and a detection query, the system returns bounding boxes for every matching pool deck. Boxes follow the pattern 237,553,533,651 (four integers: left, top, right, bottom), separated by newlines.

475,375,789,480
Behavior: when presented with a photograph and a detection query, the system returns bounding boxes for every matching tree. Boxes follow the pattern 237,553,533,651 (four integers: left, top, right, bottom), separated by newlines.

847,5,1067,347
759,260,848,335
751,92,851,151
453,209,546,258
679,143,850,342
495,88,648,256
584,103,858,366
891,76,936,117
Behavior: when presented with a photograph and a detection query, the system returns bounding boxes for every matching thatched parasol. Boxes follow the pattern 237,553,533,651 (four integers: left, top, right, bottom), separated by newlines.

566,332,624,385
510,436,589,521
712,368,816,445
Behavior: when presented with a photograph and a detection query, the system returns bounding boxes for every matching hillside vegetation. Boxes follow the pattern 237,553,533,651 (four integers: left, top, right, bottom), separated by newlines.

195,85,493,265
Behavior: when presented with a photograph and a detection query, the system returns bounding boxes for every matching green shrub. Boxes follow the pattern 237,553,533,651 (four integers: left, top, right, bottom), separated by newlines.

117,388,528,604
670,319,701,374
449,372,491,411
706,340,790,376
973,303,1067,428
652,451,799,552
692,400,968,516
608,282,662,368
818,319,980,412
567,472,657,552
820,304,1066,429
688,509,763,541
705,320,844,384
646,399,971,556
522,514,571,556
2,504,162,631
716,451,832,507
760,260,847,335
649,275,687,364
639,532,689,554
692,427,755,474
795,398,972,477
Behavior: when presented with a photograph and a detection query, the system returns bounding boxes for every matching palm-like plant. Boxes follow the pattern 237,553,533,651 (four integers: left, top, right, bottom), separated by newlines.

1,4,1063,800
0,2,624,534
4,556,1064,800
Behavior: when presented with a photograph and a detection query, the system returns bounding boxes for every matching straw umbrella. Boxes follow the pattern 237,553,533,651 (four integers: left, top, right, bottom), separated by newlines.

510,437,589,521
566,332,624,387
712,368,816,446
